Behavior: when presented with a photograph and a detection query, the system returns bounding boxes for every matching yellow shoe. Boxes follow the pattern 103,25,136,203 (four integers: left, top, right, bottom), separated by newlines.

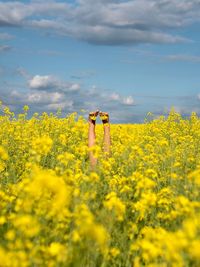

89,110,99,122
99,111,109,123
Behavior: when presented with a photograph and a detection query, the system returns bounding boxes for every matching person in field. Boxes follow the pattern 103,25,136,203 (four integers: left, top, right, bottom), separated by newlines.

88,110,111,169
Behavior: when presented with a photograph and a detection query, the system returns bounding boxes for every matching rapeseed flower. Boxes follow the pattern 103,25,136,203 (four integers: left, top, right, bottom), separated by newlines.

0,105,200,266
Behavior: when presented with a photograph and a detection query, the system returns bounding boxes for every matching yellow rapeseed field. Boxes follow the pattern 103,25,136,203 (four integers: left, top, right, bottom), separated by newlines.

1,101,200,266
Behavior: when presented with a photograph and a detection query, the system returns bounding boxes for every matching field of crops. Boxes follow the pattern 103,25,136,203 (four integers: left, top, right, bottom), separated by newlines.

1,103,200,267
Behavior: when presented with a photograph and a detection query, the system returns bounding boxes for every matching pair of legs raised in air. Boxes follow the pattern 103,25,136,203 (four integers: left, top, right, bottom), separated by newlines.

88,111,111,169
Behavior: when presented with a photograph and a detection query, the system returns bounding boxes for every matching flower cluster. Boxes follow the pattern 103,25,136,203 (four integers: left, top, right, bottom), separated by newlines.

0,104,200,266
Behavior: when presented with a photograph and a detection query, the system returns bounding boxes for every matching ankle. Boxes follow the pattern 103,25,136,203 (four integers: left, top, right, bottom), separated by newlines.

89,120,96,127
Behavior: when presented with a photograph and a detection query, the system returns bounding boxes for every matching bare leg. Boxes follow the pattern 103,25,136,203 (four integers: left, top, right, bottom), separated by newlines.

88,111,99,169
99,112,111,157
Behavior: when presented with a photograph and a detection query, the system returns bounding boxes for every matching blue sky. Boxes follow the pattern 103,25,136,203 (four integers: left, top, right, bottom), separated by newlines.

0,0,200,123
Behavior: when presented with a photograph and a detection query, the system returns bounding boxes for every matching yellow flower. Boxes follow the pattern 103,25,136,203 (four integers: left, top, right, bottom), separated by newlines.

23,105,29,112
188,240,200,260
0,146,8,160
48,242,67,262
74,204,109,252
88,145,101,158
0,216,6,225
109,247,120,258
5,230,16,241
31,135,53,155
89,172,100,182
25,167,71,218
71,231,81,243
49,242,64,256
13,215,40,237
103,192,126,221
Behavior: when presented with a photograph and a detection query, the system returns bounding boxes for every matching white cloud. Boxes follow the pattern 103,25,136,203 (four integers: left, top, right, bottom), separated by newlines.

27,91,63,104
110,92,134,105
69,83,80,91
0,0,199,45
9,88,74,112
3,69,200,123
46,101,73,111
110,93,120,101
0,1,72,26
28,75,81,92
1,72,136,121
29,75,57,89
122,96,134,105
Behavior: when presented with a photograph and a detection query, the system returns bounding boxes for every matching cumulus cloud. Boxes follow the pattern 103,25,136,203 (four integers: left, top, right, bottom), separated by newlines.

122,96,134,105
3,72,200,123
28,75,81,92
0,0,199,45
46,101,73,111
70,83,80,91
29,75,57,90
27,91,63,104
110,93,120,101
0,1,71,26
109,93,134,105
0,72,136,122
10,89,73,110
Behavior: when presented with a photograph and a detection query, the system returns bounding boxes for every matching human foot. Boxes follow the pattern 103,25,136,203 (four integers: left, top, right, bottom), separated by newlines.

99,111,109,125
88,110,99,124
